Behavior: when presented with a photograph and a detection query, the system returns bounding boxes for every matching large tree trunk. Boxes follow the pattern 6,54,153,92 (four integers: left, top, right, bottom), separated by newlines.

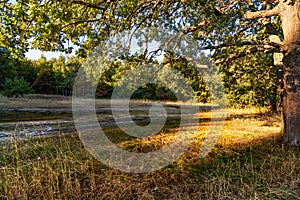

282,50,300,145
280,1,300,146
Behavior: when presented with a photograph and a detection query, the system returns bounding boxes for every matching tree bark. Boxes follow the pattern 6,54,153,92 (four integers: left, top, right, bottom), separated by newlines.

280,1,300,146
282,50,300,145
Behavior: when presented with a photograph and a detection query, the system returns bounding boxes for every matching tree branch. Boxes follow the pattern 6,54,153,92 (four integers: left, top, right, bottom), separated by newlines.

214,47,277,64
182,21,210,34
69,0,106,10
203,40,281,50
243,2,283,19
61,19,104,30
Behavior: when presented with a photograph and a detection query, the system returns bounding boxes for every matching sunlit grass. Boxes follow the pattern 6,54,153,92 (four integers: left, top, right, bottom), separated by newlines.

0,106,299,199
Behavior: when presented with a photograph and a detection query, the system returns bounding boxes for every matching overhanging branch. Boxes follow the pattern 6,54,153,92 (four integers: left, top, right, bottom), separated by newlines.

202,40,281,50
214,47,277,64
243,2,283,19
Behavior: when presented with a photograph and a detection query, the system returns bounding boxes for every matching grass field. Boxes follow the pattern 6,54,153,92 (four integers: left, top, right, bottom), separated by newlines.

0,104,299,199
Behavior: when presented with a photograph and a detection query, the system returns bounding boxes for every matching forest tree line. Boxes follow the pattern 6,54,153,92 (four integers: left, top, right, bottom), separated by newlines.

0,46,282,109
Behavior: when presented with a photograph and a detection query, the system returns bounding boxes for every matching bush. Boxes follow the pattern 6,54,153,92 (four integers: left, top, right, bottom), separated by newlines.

1,77,34,97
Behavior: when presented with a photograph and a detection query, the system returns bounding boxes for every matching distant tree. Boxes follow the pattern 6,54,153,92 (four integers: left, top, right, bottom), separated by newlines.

0,46,14,88
57,56,81,96
0,46,37,91
1,77,34,97
32,55,58,94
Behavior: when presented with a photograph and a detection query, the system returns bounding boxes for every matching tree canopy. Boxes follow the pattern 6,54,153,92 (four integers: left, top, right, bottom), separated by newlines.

1,1,283,57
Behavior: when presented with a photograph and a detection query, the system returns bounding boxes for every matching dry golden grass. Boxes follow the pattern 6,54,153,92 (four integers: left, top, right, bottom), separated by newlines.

0,107,299,199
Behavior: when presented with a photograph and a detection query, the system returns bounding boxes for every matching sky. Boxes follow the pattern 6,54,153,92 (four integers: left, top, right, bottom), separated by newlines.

25,50,73,60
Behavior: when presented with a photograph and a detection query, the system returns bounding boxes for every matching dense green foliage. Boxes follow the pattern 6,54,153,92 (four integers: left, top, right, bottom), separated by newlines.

0,49,80,97
1,77,34,97
0,46,36,96
219,52,281,108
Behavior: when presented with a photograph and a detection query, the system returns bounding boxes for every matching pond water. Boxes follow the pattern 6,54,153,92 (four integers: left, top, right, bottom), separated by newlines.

0,120,74,141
